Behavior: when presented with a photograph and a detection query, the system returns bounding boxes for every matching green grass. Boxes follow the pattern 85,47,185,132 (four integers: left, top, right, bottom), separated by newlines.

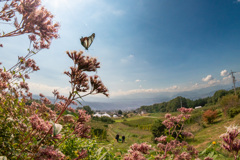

187,113,240,151
106,122,153,153
93,103,240,159
114,116,145,122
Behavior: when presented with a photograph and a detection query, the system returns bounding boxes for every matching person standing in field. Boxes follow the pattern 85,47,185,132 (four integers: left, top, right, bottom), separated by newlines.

122,135,125,143
115,134,119,142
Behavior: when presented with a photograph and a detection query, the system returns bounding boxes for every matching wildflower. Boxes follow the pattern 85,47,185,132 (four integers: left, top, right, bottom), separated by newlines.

77,109,91,123
220,124,240,159
212,141,216,145
74,123,91,138
35,146,65,160
155,135,167,143
165,113,171,119
130,143,152,154
29,114,52,134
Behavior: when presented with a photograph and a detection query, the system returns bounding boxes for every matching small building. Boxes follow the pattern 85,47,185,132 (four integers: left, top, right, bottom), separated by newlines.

195,106,202,109
113,115,118,118
102,112,111,118
141,110,147,115
93,112,102,117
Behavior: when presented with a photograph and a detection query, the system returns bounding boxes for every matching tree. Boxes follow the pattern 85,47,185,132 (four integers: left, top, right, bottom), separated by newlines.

220,95,239,116
83,106,93,115
118,110,123,115
203,110,217,124
151,119,166,139
212,89,228,104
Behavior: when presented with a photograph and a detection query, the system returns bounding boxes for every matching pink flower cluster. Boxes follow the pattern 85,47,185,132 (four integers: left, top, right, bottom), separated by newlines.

152,107,198,160
177,107,193,114
1,0,60,49
77,109,91,123
73,123,91,138
155,140,198,160
124,143,152,160
29,114,52,134
130,143,152,154
35,146,65,160
124,151,146,160
155,135,167,143
220,125,240,159
64,51,109,97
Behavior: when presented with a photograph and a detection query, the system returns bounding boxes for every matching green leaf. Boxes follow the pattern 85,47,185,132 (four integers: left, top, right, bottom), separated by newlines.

213,155,218,160
99,152,107,160
208,151,214,158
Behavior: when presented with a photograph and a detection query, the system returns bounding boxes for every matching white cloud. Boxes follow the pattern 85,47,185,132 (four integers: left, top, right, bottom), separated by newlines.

110,72,240,98
28,82,71,97
110,85,180,97
223,75,231,81
168,85,179,90
220,69,228,76
208,79,220,85
202,75,214,82
120,54,134,63
135,79,141,82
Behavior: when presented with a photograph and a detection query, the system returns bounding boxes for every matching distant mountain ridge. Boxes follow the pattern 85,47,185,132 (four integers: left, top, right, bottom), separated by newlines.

32,84,235,111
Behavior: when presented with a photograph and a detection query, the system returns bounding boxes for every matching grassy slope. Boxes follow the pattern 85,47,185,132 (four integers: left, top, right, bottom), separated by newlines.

188,113,240,150
93,106,240,158
106,117,154,153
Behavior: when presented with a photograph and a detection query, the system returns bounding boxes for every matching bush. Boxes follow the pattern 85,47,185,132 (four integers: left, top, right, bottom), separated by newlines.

187,111,203,125
228,107,240,118
91,128,107,139
203,109,218,124
60,138,117,159
92,116,115,124
151,119,166,140
220,95,239,116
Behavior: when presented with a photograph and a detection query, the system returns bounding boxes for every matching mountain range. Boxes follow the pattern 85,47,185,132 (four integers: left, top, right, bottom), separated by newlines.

32,83,235,111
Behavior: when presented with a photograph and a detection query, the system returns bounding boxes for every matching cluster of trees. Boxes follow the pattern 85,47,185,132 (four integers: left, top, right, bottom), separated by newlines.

138,88,240,113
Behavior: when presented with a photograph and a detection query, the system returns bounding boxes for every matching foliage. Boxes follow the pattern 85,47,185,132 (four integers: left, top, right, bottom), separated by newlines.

118,110,123,115
122,117,156,131
151,119,166,140
203,110,218,124
212,89,228,104
220,95,240,116
124,107,199,160
187,110,203,125
199,141,226,160
92,116,115,124
137,89,240,113
83,106,94,115
91,128,107,140
60,137,118,160
228,107,240,118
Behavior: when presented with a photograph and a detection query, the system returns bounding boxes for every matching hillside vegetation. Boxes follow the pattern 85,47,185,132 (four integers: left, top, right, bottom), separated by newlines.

137,88,240,112
87,88,240,159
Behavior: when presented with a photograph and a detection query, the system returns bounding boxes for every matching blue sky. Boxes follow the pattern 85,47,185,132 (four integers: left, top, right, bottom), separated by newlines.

1,0,240,100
